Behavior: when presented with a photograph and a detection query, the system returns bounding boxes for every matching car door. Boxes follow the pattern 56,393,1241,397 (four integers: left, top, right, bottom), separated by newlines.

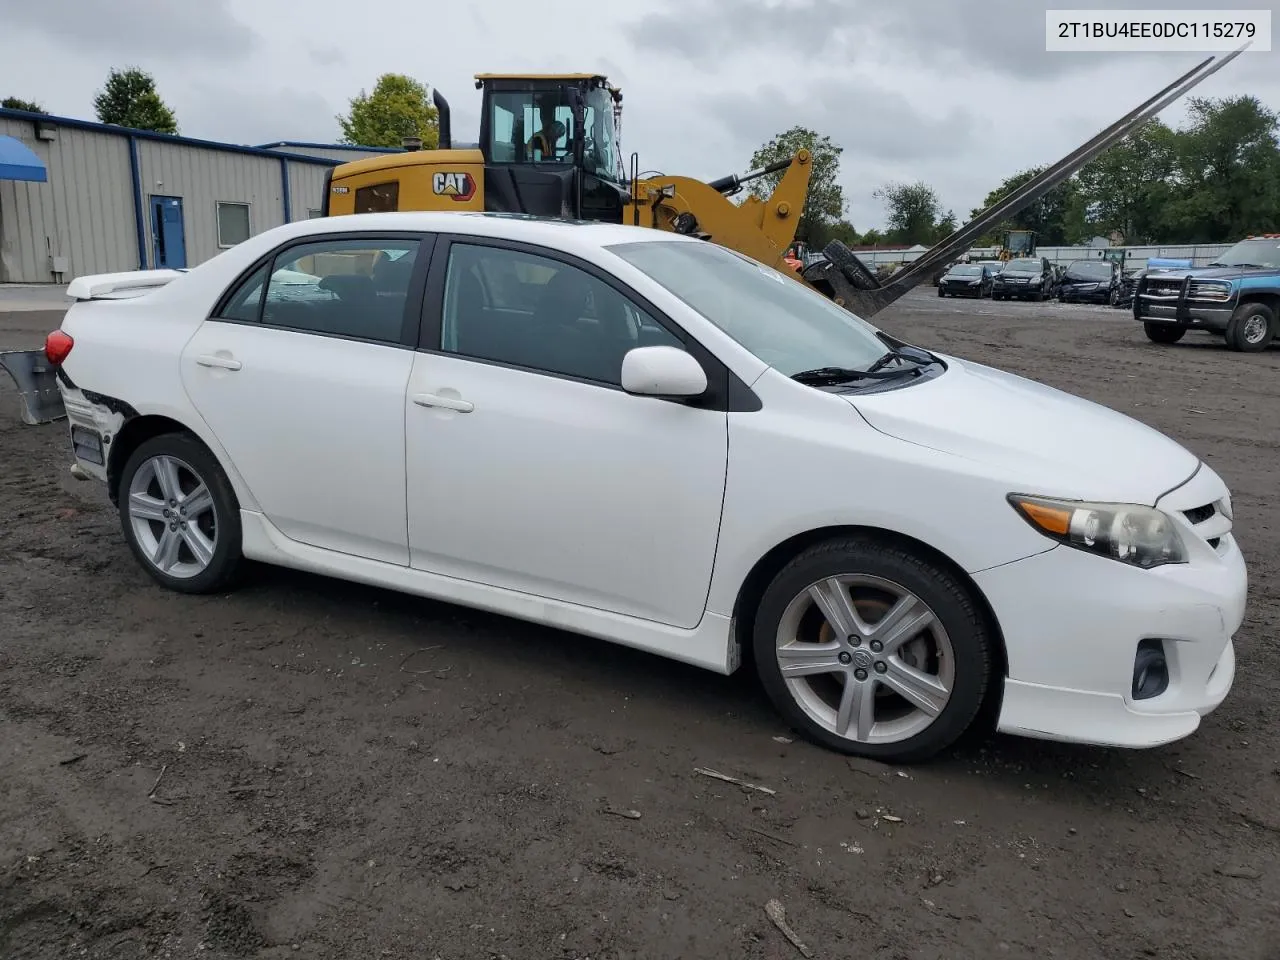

180,231,432,566
403,236,729,629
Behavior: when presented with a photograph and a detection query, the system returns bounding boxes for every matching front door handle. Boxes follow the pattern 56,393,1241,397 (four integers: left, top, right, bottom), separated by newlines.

413,392,474,413
195,354,242,371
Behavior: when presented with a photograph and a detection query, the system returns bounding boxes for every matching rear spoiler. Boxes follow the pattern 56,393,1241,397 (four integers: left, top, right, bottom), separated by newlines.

67,269,185,301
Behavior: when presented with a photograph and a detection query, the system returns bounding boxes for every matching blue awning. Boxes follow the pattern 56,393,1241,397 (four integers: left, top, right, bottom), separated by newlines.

0,135,47,182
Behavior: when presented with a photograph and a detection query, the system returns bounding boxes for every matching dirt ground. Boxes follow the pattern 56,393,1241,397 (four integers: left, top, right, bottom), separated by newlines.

2,288,1278,960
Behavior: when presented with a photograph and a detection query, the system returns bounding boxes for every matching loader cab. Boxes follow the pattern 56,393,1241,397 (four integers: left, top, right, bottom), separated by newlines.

477,73,629,224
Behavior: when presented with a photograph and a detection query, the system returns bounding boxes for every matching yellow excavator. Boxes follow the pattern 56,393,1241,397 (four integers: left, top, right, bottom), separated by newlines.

321,54,1245,321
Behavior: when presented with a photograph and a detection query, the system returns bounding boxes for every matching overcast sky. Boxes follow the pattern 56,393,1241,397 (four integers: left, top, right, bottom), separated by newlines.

1,0,1277,230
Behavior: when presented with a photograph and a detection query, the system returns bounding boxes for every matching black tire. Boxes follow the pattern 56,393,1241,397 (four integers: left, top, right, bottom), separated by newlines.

1144,322,1186,344
938,288,945,297
1225,301,1275,352
752,535,993,763
117,432,244,594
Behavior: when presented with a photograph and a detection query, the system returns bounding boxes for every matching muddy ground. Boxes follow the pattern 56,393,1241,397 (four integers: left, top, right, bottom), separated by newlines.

1,288,1277,960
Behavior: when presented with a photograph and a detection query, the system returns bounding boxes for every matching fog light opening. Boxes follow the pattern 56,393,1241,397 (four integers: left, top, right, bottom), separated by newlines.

1132,639,1169,700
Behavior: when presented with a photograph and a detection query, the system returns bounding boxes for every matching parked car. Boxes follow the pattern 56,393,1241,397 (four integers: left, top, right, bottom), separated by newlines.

1058,259,1123,305
1135,236,1280,351
991,256,1055,300
937,263,993,298
1113,268,1145,309
43,212,1245,762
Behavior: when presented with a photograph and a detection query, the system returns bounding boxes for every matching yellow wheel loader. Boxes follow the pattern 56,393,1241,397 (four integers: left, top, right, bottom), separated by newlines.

322,51,1247,323
324,73,814,282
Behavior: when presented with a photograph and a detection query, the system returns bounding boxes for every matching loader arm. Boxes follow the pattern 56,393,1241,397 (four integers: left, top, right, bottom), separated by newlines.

628,150,812,273
806,44,1249,319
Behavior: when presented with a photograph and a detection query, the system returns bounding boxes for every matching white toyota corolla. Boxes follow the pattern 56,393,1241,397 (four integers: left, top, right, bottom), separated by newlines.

45,212,1246,762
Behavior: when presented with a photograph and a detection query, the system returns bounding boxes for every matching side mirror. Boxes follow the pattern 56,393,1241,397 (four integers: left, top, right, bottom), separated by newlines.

621,345,707,399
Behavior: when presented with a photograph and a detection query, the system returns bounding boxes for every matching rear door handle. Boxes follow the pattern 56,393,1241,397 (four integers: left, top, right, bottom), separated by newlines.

413,392,473,413
195,354,242,371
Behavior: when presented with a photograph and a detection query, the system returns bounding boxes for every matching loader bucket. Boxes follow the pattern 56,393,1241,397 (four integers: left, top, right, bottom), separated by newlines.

0,348,65,425
807,44,1250,319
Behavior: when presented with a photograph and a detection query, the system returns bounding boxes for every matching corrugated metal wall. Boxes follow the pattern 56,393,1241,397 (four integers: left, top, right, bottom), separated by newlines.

135,141,287,268
288,162,331,219
0,118,136,283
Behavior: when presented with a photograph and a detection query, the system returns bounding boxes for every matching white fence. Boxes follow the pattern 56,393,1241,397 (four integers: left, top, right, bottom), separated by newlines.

853,243,1234,271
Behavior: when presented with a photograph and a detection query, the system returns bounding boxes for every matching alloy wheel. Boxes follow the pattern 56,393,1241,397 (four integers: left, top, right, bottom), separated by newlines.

774,574,955,744
126,454,219,579
1243,313,1268,344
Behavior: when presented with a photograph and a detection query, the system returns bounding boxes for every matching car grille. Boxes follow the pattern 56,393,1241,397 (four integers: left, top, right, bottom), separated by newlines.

1184,503,1215,524
1143,279,1184,298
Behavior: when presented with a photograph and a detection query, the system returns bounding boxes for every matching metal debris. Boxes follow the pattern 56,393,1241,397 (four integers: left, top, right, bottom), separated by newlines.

694,767,777,795
603,806,642,820
764,899,814,958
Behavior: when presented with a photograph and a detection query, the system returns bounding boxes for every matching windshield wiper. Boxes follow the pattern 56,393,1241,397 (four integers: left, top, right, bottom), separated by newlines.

791,350,933,386
1206,261,1264,268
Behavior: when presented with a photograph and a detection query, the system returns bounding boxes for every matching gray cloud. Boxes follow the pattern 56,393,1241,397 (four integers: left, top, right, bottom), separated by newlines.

308,47,346,68
0,0,259,61
0,0,1275,233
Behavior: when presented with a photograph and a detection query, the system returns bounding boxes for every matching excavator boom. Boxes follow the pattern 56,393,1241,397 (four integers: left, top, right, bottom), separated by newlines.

806,44,1250,318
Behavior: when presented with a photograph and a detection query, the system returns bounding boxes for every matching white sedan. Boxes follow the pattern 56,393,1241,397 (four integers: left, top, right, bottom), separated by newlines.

45,212,1246,762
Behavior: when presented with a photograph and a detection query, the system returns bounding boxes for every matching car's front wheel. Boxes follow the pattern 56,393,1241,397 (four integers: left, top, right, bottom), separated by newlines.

1225,301,1275,352
752,536,992,763
118,432,244,594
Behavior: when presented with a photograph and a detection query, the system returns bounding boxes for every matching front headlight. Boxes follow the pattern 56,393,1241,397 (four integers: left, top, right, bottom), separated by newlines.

1008,494,1187,568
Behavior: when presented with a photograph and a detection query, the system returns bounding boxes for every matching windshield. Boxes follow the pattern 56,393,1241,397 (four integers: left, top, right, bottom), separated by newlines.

605,240,890,376
1005,258,1041,273
1065,260,1112,279
584,85,623,182
948,265,982,276
1209,238,1280,268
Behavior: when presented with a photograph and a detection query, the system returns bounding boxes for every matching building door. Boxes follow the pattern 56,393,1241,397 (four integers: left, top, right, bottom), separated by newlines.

150,195,187,269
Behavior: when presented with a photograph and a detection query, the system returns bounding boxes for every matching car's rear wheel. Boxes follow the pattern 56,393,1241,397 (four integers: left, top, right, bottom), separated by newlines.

118,433,243,594
1144,322,1186,344
752,536,992,763
1225,302,1275,352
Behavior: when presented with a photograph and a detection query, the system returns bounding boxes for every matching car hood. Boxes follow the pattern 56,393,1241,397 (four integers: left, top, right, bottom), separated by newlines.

1150,265,1268,281
844,355,1199,504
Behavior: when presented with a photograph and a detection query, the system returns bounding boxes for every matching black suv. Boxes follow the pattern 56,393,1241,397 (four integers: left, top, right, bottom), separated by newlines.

1058,259,1122,304
991,257,1054,301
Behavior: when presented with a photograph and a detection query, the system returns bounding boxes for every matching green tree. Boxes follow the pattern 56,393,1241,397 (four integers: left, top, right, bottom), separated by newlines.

746,126,846,242
969,167,1086,246
806,218,859,250
93,67,178,133
338,74,439,149
1074,119,1178,243
2,96,45,113
872,180,944,244
1160,95,1280,242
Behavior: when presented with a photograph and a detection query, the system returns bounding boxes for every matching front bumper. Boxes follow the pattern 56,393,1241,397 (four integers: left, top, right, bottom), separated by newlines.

992,282,1044,299
940,283,984,297
1134,282,1236,332
975,470,1246,749
1059,286,1109,303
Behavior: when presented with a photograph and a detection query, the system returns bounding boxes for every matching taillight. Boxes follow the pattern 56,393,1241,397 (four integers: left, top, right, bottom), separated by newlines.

45,330,74,365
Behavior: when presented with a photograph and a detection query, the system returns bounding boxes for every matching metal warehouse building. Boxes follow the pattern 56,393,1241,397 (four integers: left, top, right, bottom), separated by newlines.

0,107,398,284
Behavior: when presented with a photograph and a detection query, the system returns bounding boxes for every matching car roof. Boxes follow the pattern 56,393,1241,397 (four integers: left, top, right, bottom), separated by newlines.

274,211,698,255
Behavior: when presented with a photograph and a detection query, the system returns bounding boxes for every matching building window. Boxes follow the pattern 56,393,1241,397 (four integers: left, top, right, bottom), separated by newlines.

217,202,251,247
355,181,399,214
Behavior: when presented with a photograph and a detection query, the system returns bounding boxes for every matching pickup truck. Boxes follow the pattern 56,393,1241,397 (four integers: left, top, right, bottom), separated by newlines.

1134,236,1280,351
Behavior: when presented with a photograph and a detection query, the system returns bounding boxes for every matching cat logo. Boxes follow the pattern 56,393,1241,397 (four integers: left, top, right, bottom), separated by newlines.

432,171,476,202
